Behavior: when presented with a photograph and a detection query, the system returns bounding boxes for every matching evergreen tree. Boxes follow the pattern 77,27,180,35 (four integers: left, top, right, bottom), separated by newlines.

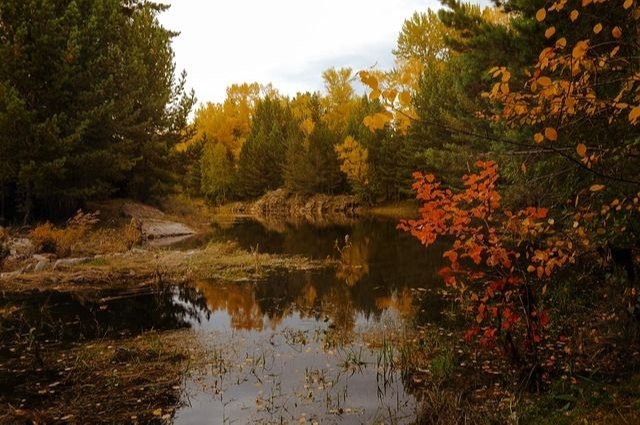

0,0,193,221
236,97,294,198
284,94,345,194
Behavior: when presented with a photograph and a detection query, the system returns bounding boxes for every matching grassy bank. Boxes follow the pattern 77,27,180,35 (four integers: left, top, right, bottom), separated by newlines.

0,328,192,425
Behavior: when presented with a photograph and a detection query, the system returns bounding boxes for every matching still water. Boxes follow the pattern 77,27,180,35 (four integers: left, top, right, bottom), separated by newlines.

173,216,450,424
0,215,451,424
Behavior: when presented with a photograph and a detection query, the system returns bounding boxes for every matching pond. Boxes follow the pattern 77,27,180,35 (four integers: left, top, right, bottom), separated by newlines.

0,215,453,424
172,215,452,424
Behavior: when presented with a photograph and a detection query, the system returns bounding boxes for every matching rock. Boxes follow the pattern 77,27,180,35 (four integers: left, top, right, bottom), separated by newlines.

0,270,22,279
34,260,50,272
9,238,33,256
120,201,195,241
53,257,89,270
32,254,55,262
121,202,166,220
141,219,195,240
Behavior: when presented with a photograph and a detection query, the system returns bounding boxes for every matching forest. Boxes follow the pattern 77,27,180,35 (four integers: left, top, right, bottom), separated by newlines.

1,0,640,424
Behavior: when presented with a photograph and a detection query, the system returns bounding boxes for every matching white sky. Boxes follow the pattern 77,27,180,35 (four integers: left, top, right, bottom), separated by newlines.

159,0,489,105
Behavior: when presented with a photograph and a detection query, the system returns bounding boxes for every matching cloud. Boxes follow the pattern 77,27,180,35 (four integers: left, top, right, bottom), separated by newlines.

272,42,396,97
158,0,488,104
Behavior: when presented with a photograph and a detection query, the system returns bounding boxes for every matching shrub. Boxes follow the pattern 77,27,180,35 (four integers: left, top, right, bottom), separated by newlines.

123,218,143,250
31,210,100,257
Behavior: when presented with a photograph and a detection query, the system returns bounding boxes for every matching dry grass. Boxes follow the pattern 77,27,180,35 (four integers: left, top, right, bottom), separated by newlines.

1,241,334,294
0,330,192,425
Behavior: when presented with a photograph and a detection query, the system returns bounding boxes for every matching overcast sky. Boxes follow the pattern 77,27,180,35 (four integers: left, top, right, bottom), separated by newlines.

158,0,489,105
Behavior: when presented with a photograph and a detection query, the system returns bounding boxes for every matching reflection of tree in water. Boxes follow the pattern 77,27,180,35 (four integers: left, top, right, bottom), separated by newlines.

335,236,370,286
193,270,374,338
0,285,207,345
375,289,415,320
194,280,265,331
190,217,456,338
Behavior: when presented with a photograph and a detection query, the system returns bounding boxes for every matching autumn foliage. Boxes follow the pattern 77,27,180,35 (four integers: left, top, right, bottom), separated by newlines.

400,161,564,362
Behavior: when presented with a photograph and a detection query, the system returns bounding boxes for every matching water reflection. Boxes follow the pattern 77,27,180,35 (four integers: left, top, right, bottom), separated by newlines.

0,285,206,345
173,216,450,424
0,216,453,424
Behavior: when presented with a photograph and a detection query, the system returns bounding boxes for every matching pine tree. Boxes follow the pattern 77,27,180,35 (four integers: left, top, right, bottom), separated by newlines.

0,0,194,221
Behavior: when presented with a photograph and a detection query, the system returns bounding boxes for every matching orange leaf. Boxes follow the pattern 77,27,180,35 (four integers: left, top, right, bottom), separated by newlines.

576,143,587,157
537,76,552,87
536,8,547,22
544,127,558,141
590,184,606,192
572,40,589,59
534,133,544,144
570,9,579,21
624,0,633,9
545,26,556,39
629,106,640,124
612,26,622,39
593,23,603,34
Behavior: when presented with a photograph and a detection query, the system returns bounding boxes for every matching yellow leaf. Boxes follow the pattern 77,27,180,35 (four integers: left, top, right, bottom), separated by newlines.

624,0,633,9
152,408,163,416
593,23,603,34
576,143,587,157
300,118,315,137
527,265,536,273
544,127,558,141
629,106,640,124
398,91,412,107
545,26,556,39
383,88,398,103
572,40,589,59
537,76,552,87
536,8,547,22
612,26,622,39
570,9,579,21
590,184,606,192
534,133,545,144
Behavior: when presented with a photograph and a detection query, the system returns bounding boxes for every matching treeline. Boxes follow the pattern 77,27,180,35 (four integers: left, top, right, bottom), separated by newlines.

181,74,422,204
180,3,523,205
0,0,194,222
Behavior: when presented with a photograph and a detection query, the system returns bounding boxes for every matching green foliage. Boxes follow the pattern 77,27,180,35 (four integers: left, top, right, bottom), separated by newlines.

236,97,294,198
0,0,194,221
284,94,345,195
201,143,235,204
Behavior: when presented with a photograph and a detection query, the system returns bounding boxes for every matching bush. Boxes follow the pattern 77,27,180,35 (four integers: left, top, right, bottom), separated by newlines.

123,218,143,250
31,210,100,257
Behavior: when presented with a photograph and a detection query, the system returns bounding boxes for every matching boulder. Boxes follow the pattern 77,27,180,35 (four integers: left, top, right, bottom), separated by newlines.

53,257,89,270
34,260,50,272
